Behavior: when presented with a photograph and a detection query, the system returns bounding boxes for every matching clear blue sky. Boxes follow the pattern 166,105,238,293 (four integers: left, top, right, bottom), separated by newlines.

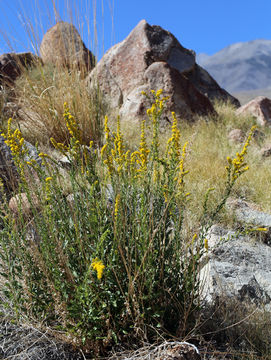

0,0,270,59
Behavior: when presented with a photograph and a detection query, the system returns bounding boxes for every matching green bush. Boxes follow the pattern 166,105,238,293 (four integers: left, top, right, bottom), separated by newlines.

0,90,254,354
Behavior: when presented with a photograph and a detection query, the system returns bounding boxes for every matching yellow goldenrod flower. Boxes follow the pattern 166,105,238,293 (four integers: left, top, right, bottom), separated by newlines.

204,238,209,252
38,152,49,158
156,89,163,97
114,194,121,220
226,125,256,183
101,143,108,158
2,118,26,158
63,103,82,144
91,258,105,280
104,115,110,141
256,227,268,231
191,233,197,247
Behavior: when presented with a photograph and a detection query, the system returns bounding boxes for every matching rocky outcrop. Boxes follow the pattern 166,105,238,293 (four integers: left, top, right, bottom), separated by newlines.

236,96,271,126
86,20,238,123
40,21,95,71
201,224,271,312
0,52,39,86
227,128,245,143
226,198,271,240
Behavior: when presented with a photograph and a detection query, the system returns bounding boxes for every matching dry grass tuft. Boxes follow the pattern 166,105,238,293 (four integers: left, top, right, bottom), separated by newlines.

12,63,105,147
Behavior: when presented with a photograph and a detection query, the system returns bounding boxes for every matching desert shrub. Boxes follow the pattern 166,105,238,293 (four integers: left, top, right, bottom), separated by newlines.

0,90,254,354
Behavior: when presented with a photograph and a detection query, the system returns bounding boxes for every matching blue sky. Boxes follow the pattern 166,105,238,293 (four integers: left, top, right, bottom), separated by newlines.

0,0,270,58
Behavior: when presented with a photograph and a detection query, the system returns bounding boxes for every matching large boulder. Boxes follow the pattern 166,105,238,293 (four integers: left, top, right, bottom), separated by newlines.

40,21,95,71
86,20,239,123
0,52,39,86
236,96,271,126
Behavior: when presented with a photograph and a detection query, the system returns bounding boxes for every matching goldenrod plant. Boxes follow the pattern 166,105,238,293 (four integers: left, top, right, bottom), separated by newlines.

0,90,255,354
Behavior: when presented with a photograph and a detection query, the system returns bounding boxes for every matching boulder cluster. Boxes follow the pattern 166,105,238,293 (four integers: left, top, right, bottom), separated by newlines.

0,20,239,124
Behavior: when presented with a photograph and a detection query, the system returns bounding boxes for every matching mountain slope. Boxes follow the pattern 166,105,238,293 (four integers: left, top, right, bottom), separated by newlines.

197,39,271,93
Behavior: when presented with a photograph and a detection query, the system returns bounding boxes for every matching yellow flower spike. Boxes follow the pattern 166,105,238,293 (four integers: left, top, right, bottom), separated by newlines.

101,143,108,158
114,194,121,220
45,177,53,182
156,89,163,97
227,125,256,182
227,156,232,164
204,238,209,252
91,258,105,280
191,233,197,247
38,152,49,158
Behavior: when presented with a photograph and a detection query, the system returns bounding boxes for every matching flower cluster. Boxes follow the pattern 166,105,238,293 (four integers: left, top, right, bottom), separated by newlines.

1,118,26,158
167,112,181,159
114,193,121,220
63,102,82,143
50,137,69,155
91,258,105,280
226,125,256,182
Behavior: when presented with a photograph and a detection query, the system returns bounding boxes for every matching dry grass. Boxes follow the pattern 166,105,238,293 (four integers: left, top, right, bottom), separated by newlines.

12,63,105,147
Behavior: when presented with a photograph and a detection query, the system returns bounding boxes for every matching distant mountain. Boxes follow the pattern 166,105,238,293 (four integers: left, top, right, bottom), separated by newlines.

197,39,271,93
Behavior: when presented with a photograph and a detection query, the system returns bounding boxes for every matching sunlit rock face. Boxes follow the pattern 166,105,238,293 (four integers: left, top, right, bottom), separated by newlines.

86,20,239,124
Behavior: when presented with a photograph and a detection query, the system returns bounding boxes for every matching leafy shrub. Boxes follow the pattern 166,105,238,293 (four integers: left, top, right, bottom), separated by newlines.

0,90,254,354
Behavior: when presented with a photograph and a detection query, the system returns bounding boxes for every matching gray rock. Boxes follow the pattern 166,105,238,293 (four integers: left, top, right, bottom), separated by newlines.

201,224,271,312
226,197,271,230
